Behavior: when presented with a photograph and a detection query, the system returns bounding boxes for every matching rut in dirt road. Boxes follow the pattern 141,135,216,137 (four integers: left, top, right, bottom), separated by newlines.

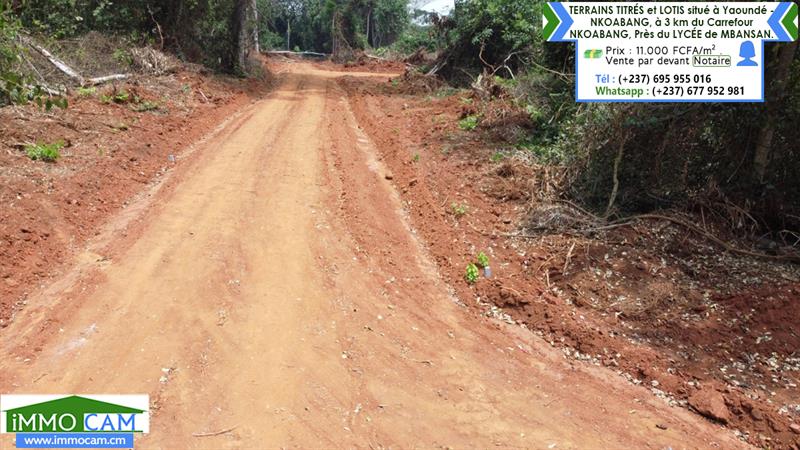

0,63,747,449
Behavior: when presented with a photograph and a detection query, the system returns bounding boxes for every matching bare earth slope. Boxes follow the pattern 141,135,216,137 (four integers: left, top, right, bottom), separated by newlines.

0,62,747,449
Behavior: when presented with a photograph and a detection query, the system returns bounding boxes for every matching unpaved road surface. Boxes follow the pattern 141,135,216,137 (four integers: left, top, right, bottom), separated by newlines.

1,62,747,449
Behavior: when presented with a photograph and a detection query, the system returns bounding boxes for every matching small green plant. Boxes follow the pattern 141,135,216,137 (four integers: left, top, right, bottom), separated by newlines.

412,153,420,162
112,48,132,66
133,100,159,112
458,115,480,131
476,251,490,268
465,263,480,284
451,202,468,217
102,90,131,104
77,86,96,97
493,75,517,90
459,96,473,105
181,84,191,94
490,152,505,162
25,141,64,162
113,90,130,103
518,141,569,165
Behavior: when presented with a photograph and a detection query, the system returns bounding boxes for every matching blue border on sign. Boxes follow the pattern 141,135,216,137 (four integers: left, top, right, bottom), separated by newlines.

545,1,796,103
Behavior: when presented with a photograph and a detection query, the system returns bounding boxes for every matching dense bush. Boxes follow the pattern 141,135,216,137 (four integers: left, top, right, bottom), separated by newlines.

433,0,537,82
1,4,66,108
434,0,800,231
10,0,245,72
387,24,438,54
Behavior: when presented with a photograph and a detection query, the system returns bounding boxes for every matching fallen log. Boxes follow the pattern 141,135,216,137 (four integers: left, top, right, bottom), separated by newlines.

266,50,328,58
26,83,66,96
85,74,131,85
21,36,131,87
21,36,85,84
426,59,447,76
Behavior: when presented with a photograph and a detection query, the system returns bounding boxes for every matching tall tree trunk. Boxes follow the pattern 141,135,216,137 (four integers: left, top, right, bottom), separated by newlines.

286,18,291,51
229,0,249,73
250,0,259,53
366,8,371,47
331,12,337,57
753,40,799,182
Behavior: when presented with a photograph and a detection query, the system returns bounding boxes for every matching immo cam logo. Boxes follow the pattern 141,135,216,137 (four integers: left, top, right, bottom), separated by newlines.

1,395,149,449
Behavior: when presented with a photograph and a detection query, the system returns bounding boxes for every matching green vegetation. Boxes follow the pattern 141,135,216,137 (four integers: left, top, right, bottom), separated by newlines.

132,100,159,112
100,93,124,104
0,4,67,109
77,86,97,97
256,0,409,57
458,115,479,131
112,48,132,66
476,251,489,268
450,202,468,217
2,0,799,231
420,0,800,231
464,263,479,284
25,141,64,162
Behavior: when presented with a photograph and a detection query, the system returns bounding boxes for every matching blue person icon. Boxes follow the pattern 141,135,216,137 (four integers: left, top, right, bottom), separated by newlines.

737,41,758,66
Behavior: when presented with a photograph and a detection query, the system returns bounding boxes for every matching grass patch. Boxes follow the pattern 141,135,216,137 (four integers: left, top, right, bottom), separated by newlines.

101,90,131,104
458,115,480,131
25,141,64,162
77,86,97,97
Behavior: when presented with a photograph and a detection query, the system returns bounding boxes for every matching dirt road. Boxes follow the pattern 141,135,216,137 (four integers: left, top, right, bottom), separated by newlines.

0,62,747,449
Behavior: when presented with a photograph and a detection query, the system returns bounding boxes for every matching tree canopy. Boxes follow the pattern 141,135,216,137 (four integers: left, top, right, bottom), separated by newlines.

2,0,799,228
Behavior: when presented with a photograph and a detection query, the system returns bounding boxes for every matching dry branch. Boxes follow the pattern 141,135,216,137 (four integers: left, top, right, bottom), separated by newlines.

85,74,130,85
21,35,130,87
426,59,447,76
25,83,65,96
266,50,328,58
589,214,800,262
22,36,85,84
475,203,800,263
192,425,238,437
604,137,626,218
146,4,164,51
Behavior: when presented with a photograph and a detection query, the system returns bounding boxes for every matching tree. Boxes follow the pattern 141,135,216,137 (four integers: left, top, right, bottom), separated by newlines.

0,3,65,109
251,0,260,52
255,0,408,54
233,0,249,71
753,40,799,182
431,0,536,79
